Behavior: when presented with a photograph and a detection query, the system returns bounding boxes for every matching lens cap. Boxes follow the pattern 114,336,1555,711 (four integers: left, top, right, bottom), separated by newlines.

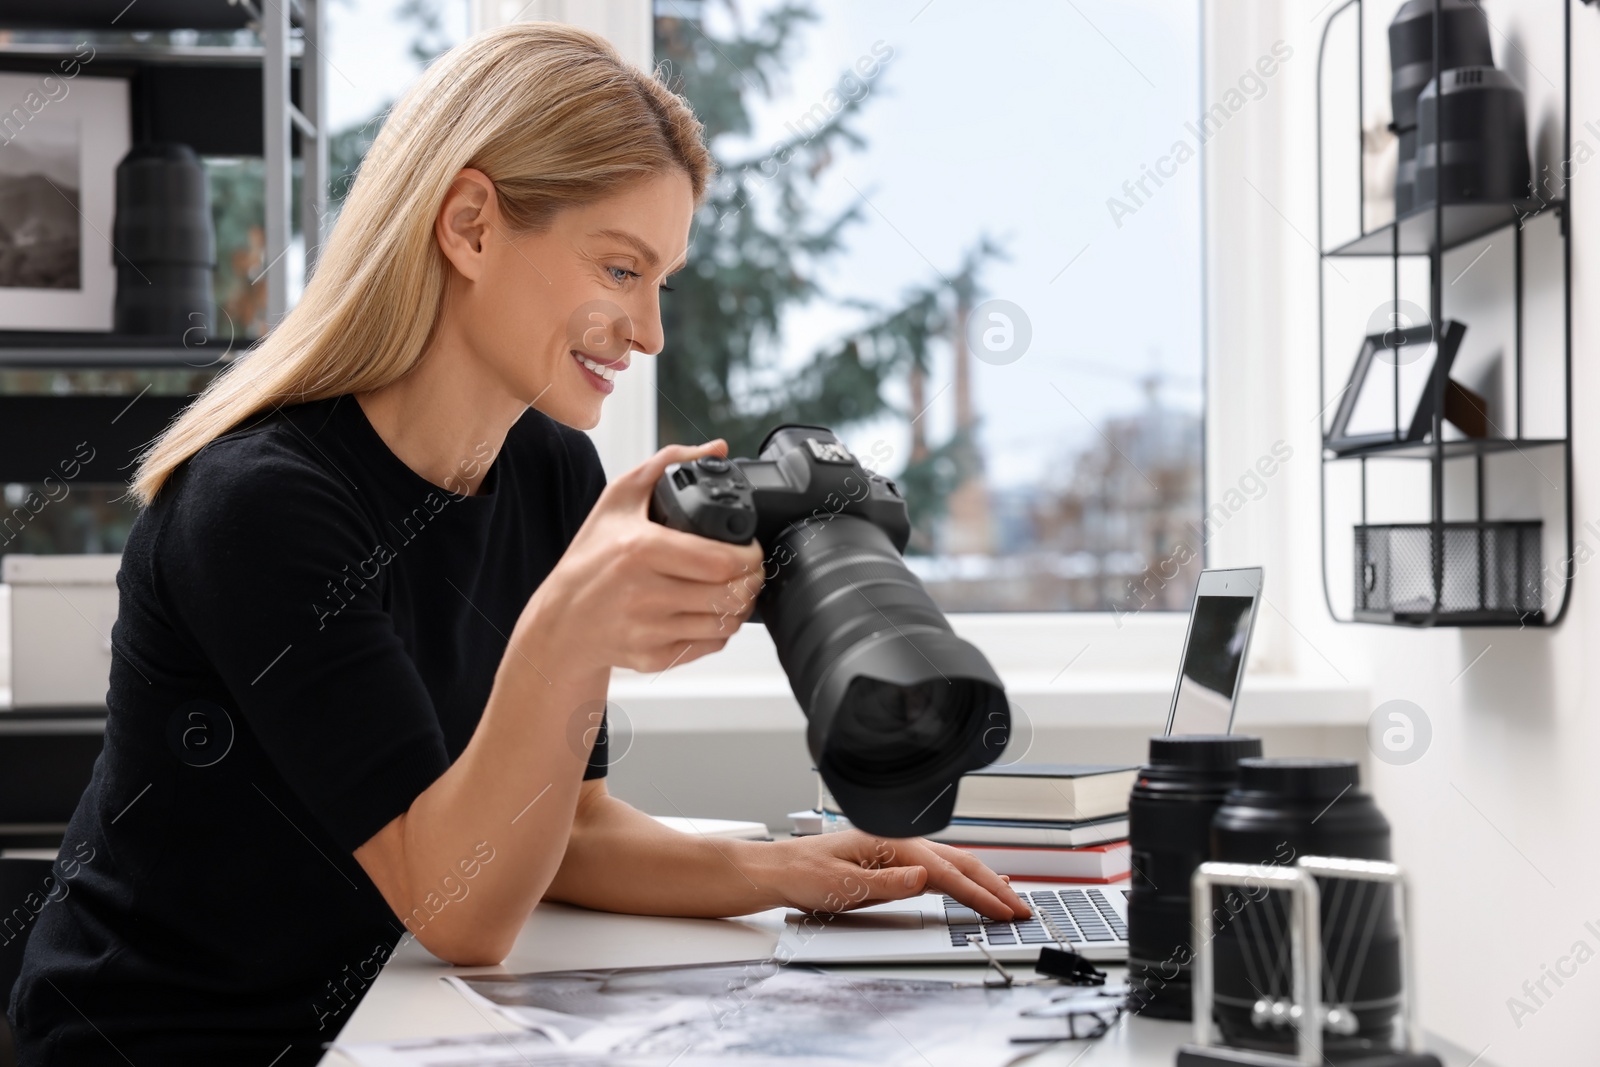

1236,756,1360,800
1146,734,1262,771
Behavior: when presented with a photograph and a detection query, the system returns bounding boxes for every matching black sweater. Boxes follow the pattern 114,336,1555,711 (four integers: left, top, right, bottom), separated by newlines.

9,395,607,1065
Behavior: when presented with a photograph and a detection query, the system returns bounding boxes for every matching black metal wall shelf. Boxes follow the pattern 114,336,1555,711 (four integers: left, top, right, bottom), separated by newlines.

1327,198,1563,257
1357,609,1547,627
1329,436,1566,463
1315,0,1574,629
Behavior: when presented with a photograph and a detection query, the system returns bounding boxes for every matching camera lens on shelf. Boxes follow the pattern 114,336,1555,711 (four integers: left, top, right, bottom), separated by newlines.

113,143,216,338
1415,66,1531,208
1210,758,1401,1058
1126,734,1262,1019
1386,0,1493,215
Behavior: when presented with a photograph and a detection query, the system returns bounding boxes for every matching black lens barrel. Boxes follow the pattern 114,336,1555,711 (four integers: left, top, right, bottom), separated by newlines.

1210,758,1401,1057
113,143,215,337
761,514,1007,837
651,423,1007,838
1126,734,1262,1019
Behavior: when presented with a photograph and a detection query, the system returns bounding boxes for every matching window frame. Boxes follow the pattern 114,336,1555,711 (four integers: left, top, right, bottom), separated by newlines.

493,0,1210,681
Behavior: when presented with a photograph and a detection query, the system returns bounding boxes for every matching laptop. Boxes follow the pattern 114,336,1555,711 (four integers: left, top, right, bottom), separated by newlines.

773,882,1131,964
771,567,1262,966
1163,566,1263,737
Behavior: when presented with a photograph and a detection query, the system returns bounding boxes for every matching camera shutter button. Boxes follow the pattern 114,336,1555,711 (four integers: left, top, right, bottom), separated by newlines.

696,456,732,475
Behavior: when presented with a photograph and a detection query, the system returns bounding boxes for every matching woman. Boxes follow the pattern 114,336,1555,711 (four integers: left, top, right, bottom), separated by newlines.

8,22,1029,1065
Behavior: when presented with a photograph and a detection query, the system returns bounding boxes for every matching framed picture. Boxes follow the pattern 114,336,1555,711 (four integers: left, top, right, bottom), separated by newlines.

1325,320,1467,455
0,73,130,331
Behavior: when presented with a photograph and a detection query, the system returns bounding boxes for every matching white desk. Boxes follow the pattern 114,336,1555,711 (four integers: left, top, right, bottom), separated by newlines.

320,902,1479,1067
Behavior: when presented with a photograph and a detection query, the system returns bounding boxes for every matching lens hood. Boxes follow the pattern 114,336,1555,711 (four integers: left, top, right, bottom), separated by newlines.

810,627,1008,838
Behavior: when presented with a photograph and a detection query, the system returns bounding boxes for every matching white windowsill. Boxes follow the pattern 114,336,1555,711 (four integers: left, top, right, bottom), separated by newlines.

608,613,1368,733
606,669,1367,733
0,581,1367,729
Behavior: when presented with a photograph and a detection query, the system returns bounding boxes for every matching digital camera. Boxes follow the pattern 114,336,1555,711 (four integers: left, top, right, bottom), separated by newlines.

650,424,1009,837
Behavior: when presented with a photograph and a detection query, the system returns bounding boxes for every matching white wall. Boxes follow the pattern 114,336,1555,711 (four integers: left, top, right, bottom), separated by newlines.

1205,2,1598,1062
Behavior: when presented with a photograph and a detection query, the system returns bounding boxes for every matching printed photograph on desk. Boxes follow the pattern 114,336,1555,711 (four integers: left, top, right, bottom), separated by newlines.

444,962,1068,1067
337,1029,805,1067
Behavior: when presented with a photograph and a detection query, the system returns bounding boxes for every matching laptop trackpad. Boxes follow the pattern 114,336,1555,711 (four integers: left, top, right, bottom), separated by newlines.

788,911,925,933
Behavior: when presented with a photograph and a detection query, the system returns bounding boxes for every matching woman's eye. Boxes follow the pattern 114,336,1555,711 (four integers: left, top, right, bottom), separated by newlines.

608,266,639,284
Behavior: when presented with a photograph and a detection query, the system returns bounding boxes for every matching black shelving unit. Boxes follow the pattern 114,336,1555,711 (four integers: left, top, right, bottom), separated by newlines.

0,0,325,493
1315,0,1574,628
1327,198,1562,256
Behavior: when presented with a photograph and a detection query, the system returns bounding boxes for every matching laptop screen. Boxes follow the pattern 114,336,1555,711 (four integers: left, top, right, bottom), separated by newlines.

1168,594,1255,735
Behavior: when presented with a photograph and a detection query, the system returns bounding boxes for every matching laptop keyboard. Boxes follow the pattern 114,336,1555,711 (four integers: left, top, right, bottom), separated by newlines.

942,888,1130,947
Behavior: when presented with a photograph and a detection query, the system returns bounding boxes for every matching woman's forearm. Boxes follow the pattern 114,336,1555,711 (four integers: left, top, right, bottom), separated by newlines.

543,791,1038,926
355,606,611,964
355,443,765,964
543,788,787,918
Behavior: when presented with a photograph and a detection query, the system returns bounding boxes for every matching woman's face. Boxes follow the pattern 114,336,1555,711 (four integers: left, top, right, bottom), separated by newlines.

441,168,694,430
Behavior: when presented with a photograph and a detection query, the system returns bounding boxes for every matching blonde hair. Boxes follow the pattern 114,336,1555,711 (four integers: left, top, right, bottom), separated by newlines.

132,21,714,505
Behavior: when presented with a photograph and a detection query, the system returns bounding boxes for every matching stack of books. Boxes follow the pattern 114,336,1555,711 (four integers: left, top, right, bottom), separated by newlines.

792,763,1136,883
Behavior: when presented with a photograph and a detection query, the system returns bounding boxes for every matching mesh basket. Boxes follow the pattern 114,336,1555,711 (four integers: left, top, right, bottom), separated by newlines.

1354,521,1542,624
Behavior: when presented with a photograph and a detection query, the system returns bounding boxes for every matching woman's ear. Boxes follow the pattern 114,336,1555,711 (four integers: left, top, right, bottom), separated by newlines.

435,168,497,281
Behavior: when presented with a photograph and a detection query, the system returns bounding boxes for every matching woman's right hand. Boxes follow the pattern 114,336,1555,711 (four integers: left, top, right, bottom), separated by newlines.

517,440,765,677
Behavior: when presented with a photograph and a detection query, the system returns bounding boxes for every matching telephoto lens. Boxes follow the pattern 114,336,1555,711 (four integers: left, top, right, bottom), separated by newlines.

1209,758,1401,1059
1415,67,1531,208
1125,734,1262,1019
650,425,1009,837
760,511,1008,838
1386,0,1492,215
112,143,216,336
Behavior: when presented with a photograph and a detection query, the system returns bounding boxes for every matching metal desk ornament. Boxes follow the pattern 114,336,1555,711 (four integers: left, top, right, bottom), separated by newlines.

1176,857,1442,1067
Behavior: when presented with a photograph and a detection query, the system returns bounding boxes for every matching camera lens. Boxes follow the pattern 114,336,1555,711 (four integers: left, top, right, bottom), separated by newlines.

1125,734,1261,1019
1210,758,1400,1057
1387,0,1493,213
824,677,987,784
649,423,1011,838
761,515,1007,837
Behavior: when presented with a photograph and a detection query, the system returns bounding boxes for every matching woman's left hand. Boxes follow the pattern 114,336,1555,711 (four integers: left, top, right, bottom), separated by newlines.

752,830,1032,921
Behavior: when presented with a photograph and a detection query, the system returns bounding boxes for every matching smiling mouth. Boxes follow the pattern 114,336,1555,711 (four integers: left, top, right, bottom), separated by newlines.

572,350,628,382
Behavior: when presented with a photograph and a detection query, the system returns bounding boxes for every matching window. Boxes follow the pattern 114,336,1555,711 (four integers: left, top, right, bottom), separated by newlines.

654,0,1205,613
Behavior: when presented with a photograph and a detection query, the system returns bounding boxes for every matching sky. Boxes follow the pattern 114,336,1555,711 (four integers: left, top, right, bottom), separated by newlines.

323,0,468,131
700,0,1204,489
321,0,1204,491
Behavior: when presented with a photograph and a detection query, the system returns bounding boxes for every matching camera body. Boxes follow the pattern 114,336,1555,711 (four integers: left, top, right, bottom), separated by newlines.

649,425,911,554
651,425,1010,838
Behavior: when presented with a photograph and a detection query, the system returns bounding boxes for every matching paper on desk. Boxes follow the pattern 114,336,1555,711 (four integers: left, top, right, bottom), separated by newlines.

440,960,1069,1067
334,1029,809,1067
334,1029,560,1067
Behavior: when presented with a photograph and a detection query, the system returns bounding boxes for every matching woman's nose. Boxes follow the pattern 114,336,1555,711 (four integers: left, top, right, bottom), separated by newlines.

628,295,666,357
